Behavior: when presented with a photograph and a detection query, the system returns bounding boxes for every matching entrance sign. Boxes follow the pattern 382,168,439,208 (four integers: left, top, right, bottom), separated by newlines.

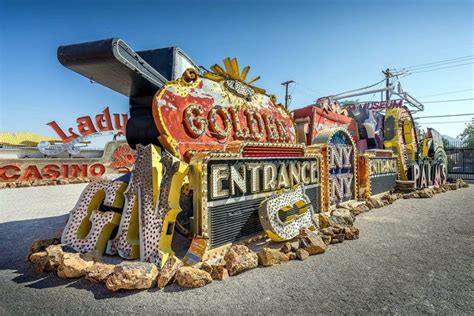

358,150,398,198
190,143,321,252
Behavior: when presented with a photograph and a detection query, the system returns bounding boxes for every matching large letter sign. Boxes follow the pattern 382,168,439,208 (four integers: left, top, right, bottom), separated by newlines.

311,128,357,210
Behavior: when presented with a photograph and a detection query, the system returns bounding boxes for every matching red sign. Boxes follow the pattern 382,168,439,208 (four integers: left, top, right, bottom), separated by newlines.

0,163,106,182
47,107,128,143
152,77,296,160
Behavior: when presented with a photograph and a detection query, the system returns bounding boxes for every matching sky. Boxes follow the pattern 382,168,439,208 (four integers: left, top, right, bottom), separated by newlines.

0,0,473,147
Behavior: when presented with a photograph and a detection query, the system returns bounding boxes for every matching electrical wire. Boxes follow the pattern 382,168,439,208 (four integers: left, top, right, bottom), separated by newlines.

393,55,474,71
417,121,472,124
331,78,386,98
408,62,474,74
415,113,474,119
422,98,474,103
420,88,474,98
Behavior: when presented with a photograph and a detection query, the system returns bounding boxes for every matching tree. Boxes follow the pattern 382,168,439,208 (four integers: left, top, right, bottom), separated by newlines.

458,122,474,146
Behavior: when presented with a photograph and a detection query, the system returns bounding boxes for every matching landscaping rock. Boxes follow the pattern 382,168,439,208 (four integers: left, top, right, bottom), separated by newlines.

45,244,64,272
157,256,183,289
106,262,159,291
316,212,330,228
224,245,258,276
175,267,212,288
321,234,332,245
287,252,297,260
29,251,49,272
329,208,354,226
367,197,383,208
295,249,309,261
258,248,290,266
27,238,60,260
298,228,327,255
210,266,229,281
85,262,116,283
344,226,360,240
280,242,292,254
331,234,345,244
418,188,434,198
57,253,94,278
448,183,458,190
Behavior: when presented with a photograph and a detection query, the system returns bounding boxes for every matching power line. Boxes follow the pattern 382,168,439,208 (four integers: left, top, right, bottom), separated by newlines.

394,55,474,71
402,57,474,72
415,113,474,119
422,98,474,103
409,62,474,74
331,78,386,98
420,88,474,98
417,121,472,124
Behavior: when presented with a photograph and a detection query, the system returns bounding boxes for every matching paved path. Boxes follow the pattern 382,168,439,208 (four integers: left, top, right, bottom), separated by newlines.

0,184,473,314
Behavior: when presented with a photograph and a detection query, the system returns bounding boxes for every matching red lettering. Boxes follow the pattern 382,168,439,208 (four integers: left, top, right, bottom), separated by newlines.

61,165,69,178
113,114,128,132
95,107,113,132
77,116,97,136
22,165,42,181
47,121,79,143
89,164,105,177
71,164,88,178
0,165,20,181
42,164,61,179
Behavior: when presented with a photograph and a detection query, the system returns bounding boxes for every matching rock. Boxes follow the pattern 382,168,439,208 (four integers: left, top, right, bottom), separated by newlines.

258,248,290,266
321,234,332,245
106,262,159,291
224,245,258,276
329,208,354,226
27,238,60,260
458,179,469,188
200,262,213,274
351,204,370,216
29,251,49,272
448,183,458,190
6,182,16,188
331,234,345,244
316,212,330,228
381,194,397,204
290,240,300,252
295,249,309,261
45,245,64,272
174,266,212,288
57,253,94,278
433,186,443,194
157,256,183,289
280,242,292,254
367,197,383,209
81,249,103,262
57,179,69,185
298,228,327,255
85,262,116,283
210,266,229,281
418,188,434,198
344,226,360,240
287,252,297,260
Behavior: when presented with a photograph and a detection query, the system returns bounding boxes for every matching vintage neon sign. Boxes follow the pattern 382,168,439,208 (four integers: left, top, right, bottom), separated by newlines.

190,143,321,253
0,163,106,181
152,59,296,160
344,99,404,112
358,150,398,198
47,107,128,143
311,128,358,210
408,161,447,189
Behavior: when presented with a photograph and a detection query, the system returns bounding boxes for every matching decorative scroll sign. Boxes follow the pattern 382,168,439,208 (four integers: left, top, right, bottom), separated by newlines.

152,59,296,161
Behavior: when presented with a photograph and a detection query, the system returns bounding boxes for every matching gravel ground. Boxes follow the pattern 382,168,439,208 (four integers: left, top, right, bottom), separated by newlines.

0,184,473,314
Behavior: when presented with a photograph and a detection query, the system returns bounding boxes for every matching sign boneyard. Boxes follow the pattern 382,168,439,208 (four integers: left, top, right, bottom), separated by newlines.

27,38,465,291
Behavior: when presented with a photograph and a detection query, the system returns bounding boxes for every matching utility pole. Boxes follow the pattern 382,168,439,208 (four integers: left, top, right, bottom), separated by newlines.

382,68,392,101
281,80,295,109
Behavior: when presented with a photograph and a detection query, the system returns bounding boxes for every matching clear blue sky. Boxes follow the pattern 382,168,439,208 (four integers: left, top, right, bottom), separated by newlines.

1,0,473,144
